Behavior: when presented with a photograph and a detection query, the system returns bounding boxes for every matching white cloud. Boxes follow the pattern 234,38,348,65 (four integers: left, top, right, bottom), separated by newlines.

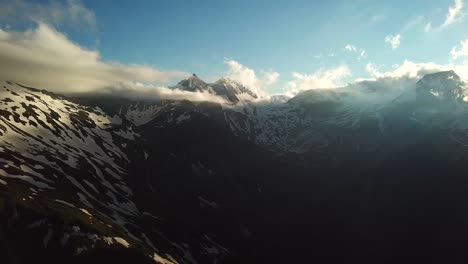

359,58,468,102
0,22,208,102
285,65,351,97
261,71,280,87
451,39,468,60
345,44,357,52
443,0,465,27
0,1,231,103
425,0,464,31
384,34,401,49
344,44,366,60
224,59,279,97
358,50,367,61
99,83,228,104
0,0,96,30
365,60,451,80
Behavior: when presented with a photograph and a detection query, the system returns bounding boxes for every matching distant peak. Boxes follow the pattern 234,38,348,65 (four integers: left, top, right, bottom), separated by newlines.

185,73,201,81
421,70,460,81
416,70,465,102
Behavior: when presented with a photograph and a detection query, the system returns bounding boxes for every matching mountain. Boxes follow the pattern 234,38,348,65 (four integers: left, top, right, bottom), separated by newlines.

2,71,468,263
173,74,211,93
173,74,258,103
0,80,297,263
0,81,179,263
416,70,466,103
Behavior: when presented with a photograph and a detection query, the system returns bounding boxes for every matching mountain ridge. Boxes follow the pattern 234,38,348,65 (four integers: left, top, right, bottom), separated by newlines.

2,70,468,263
172,74,258,103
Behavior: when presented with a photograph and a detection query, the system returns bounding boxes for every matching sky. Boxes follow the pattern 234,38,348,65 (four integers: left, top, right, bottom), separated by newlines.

1,0,468,98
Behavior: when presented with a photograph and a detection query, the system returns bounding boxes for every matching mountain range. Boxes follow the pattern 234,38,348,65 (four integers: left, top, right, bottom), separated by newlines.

1,70,468,263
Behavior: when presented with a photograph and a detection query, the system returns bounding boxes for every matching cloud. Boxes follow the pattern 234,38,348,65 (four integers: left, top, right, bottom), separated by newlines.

261,71,280,87
345,44,357,52
344,44,366,60
425,0,464,31
0,0,96,30
365,60,449,80
364,59,468,83
442,0,465,27
401,16,425,32
0,22,203,101
384,34,401,49
285,65,351,96
224,59,279,97
451,39,468,60
97,83,228,104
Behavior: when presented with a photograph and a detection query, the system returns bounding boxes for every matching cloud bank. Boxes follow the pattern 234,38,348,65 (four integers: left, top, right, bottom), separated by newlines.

284,65,352,97
98,83,228,104
224,59,279,97
365,61,449,80
0,23,232,102
364,59,468,85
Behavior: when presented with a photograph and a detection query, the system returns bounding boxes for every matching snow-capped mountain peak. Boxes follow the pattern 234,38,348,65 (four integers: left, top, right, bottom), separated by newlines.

174,73,212,93
211,77,258,103
173,74,258,103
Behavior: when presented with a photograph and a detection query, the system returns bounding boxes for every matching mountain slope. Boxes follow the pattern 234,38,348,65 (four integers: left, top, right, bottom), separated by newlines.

0,81,196,264
3,70,468,263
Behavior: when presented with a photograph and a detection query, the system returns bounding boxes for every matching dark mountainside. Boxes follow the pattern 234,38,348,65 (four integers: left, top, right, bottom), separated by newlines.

1,71,468,263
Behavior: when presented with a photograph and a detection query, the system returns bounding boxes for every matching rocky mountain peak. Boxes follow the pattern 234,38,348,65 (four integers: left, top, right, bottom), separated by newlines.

175,73,210,92
416,70,466,102
173,75,258,103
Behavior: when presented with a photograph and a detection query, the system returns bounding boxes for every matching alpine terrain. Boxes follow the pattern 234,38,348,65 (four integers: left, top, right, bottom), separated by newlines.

2,70,468,263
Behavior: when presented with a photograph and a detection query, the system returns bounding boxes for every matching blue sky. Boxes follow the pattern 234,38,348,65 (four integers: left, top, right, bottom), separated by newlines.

87,0,466,76
1,0,468,96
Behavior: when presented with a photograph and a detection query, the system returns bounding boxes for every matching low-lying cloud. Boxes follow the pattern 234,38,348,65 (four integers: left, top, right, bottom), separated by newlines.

97,83,228,104
0,22,233,102
365,61,449,80
284,65,352,97
365,60,468,83
224,59,279,97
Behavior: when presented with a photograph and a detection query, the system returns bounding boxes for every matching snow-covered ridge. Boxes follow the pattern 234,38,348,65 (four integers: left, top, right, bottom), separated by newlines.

114,70,468,153
123,103,162,126
224,71,468,153
0,81,141,236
